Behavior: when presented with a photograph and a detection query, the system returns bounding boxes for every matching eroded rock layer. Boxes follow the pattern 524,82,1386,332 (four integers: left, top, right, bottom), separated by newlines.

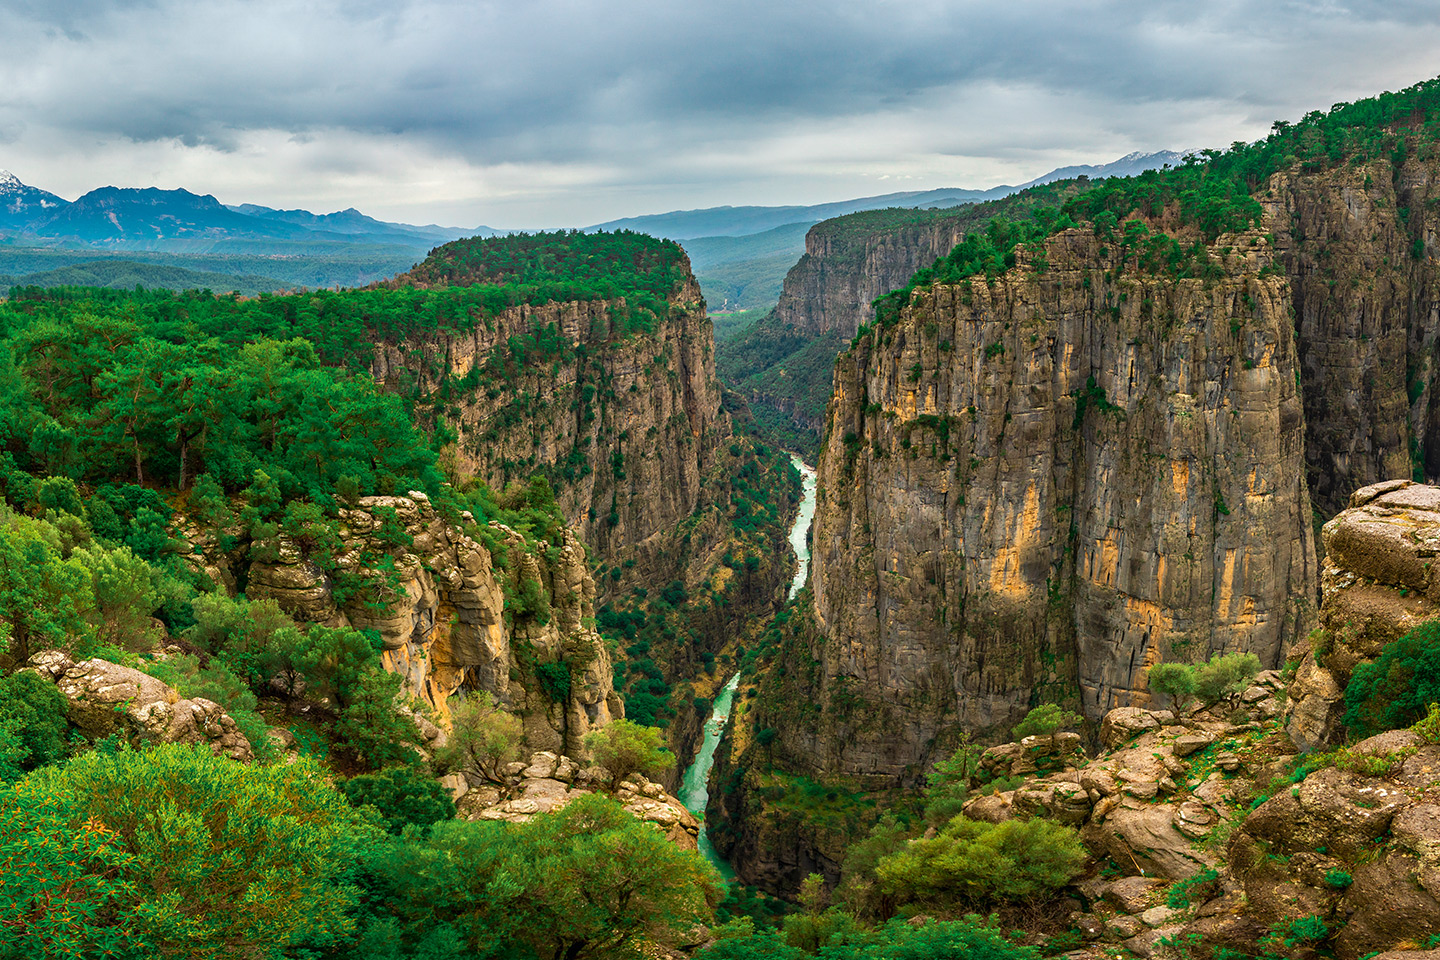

185,493,619,756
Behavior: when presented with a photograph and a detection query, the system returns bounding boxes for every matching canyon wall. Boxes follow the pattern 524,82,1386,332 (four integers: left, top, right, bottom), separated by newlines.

772,215,971,339
182,493,620,757
368,265,726,563
790,224,1319,780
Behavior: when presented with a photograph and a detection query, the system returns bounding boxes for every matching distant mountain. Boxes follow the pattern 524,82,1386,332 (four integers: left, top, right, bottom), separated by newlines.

0,172,498,255
585,187,1010,240
0,170,69,230
585,151,1185,241
1016,150,1191,188
27,187,318,244
652,150,1186,312
230,204,496,245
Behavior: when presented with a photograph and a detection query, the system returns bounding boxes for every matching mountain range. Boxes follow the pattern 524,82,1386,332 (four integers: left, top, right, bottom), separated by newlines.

0,149,1182,301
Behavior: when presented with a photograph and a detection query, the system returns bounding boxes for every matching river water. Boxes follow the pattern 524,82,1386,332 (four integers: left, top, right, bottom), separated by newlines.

678,454,818,875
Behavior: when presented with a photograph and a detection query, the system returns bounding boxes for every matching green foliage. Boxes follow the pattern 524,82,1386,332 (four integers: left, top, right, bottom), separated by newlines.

875,816,1086,908
1167,867,1220,907
1148,662,1197,710
1344,619,1440,737
0,786,142,958
702,914,1040,960
0,671,69,780
349,791,722,959
582,718,676,792
70,543,166,652
1194,652,1262,704
923,742,981,828
398,230,689,338
1011,703,1081,740
1269,915,1329,948
1324,868,1353,889
12,743,364,958
1147,652,1261,711
340,767,457,836
438,691,524,783
332,666,423,771
0,509,94,662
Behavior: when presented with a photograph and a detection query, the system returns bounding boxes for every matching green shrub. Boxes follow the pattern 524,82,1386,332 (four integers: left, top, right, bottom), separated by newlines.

582,718,676,792
340,766,457,836
1148,662,1196,711
875,816,1086,907
1011,703,1081,740
0,671,69,779
1167,867,1219,907
1194,652,1262,704
1344,619,1440,737
1324,868,1353,889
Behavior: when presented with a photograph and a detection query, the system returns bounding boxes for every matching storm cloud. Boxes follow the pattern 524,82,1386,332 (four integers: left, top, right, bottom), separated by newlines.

1,0,1438,225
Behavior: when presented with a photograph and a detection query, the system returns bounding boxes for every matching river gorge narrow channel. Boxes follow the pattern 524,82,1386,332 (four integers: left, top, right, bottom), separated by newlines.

679,454,818,875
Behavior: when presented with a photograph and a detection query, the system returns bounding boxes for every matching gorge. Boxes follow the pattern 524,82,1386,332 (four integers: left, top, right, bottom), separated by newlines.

10,73,1440,960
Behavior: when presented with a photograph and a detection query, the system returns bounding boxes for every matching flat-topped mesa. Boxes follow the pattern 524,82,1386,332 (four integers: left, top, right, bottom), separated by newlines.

1287,479,1440,750
370,234,727,562
800,222,1317,778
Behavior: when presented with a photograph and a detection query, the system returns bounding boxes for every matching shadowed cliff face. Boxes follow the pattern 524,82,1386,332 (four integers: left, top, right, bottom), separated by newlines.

1271,158,1440,514
801,225,1318,778
773,219,970,340
368,265,727,562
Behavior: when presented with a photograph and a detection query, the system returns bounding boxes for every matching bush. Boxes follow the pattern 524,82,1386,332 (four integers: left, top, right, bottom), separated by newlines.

437,691,524,782
340,766,456,836
1011,703,1081,740
10,742,364,957
1344,619,1440,737
0,671,69,779
1146,651,1261,711
875,816,1086,907
582,718,676,792
1194,652,1261,704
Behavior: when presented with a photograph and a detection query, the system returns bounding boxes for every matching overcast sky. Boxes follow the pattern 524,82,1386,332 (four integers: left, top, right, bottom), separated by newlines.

2,1,1438,228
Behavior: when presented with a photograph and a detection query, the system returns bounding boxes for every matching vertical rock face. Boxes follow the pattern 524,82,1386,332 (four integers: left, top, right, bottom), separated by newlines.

1270,159,1440,514
801,225,1317,778
773,217,971,339
1272,159,1440,518
368,268,728,561
214,494,620,756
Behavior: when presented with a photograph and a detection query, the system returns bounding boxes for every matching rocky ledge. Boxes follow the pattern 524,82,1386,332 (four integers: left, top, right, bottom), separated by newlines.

452,750,701,850
25,650,253,762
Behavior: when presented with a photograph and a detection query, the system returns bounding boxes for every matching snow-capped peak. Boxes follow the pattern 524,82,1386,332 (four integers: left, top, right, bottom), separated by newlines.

0,170,22,192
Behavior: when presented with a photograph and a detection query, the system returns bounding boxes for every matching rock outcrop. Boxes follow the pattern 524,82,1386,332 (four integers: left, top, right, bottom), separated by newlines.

184,493,621,757
796,224,1316,780
25,650,254,761
1287,479,1440,751
454,750,701,850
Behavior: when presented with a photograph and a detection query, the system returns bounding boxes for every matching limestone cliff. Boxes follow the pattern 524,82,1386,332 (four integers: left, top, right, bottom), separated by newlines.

796,224,1317,779
368,264,726,565
773,213,972,340
1269,158,1440,513
183,493,620,757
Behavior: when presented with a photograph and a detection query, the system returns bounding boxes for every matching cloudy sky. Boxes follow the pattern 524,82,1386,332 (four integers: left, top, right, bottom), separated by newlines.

2,1,1438,228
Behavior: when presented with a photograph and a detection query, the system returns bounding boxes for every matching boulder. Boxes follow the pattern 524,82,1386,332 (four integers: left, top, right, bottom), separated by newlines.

36,655,252,761
1100,707,1161,748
